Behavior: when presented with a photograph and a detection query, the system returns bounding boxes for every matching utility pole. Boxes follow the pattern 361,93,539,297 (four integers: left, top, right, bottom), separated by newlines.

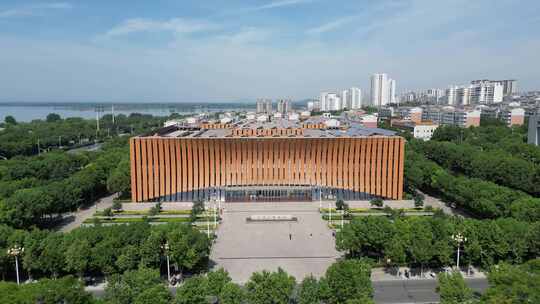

112,105,115,125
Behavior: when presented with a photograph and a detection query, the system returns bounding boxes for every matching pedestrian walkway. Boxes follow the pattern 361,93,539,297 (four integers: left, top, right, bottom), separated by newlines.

58,194,116,232
371,266,486,282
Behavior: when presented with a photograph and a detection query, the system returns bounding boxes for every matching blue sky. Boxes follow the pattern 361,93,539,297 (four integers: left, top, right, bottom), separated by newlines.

0,0,539,102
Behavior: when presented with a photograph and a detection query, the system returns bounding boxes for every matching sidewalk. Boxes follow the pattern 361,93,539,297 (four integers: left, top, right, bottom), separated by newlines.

371,266,487,282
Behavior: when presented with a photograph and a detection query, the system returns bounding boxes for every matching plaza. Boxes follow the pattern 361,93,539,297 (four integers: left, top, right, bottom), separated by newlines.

210,202,340,283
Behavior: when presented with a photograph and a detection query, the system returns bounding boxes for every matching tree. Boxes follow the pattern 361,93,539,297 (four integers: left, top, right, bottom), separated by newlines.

219,282,245,304
46,113,62,123
436,271,474,304
245,268,296,304
103,207,113,217
107,158,131,198
414,193,425,208
324,259,373,304
481,259,540,303
207,268,232,296
64,239,91,278
336,199,346,211
297,275,322,304
105,267,166,304
112,200,123,212
175,276,208,304
167,225,210,274
369,198,384,208
409,219,433,276
4,116,17,125
190,199,205,222
134,285,171,304
0,276,96,304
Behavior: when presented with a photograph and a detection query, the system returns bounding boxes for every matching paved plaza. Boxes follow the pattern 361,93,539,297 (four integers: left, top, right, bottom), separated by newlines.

210,202,341,283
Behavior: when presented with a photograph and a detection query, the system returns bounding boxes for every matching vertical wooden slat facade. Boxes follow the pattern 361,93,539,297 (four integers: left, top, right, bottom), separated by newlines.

130,137,405,202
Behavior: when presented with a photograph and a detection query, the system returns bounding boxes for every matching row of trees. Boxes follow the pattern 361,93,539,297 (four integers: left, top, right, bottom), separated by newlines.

0,223,209,281
0,259,373,304
337,215,540,270
436,259,540,304
405,148,540,220
106,259,373,304
0,113,165,158
0,146,129,229
412,140,540,196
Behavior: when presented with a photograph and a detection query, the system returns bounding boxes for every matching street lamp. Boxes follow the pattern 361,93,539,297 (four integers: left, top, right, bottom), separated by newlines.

341,208,344,229
161,242,171,283
7,245,24,285
328,201,332,228
451,233,467,270
205,201,210,239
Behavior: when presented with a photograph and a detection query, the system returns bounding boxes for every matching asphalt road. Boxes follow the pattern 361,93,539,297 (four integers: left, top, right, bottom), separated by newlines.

373,278,489,304
87,278,488,303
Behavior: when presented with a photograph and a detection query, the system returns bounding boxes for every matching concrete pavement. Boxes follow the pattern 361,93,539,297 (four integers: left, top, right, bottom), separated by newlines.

210,201,341,283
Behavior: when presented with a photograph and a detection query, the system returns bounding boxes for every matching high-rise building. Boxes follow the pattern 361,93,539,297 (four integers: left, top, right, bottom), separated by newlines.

277,99,291,114
528,115,540,146
340,90,349,109
469,81,503,104
264,99,273,113
370,73,396,106
256,99,265,113
389,79,397,104
256,98,273,113
320,92,341,111
446,86,471,105
471,79,517,96
349,87,362,109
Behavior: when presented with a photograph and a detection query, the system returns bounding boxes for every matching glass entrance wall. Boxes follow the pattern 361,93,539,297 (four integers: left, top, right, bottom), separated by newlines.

225,186,312,202
152,186,376,202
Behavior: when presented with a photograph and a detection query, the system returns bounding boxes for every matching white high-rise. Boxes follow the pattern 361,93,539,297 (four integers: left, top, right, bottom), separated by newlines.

340,90,349,109
370,73,396,106
349,87,362,109
320,92,341,111
388,79,396,104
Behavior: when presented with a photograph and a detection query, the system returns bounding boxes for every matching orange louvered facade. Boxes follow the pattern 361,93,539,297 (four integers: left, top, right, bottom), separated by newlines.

130,136,405,202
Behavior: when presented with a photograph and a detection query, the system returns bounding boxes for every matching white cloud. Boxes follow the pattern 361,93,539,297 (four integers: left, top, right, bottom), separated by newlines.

0,2,72,18
218,27,273,44
103,18,219,37
255,0,313,10
306,16,356,35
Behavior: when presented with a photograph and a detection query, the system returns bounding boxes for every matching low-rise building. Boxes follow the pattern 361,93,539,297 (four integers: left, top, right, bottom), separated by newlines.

392,120,439,141
422,107,480,128
362,115,378,128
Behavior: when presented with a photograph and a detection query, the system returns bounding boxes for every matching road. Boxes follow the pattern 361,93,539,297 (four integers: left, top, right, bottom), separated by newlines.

87,278,489,303
373,278,488,304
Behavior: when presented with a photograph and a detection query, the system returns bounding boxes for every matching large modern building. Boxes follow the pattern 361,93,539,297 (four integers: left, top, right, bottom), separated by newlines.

129,119,405,203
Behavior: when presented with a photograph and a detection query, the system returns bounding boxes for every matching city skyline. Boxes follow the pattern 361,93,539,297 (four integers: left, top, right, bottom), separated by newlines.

1,0,539,103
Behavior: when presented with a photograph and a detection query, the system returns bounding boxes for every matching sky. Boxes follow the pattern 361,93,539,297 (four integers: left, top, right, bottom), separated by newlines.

0,0,539,103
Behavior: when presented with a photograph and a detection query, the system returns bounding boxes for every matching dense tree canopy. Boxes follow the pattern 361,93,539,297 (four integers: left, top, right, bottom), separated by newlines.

0,223,210,281
337,216,540,269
